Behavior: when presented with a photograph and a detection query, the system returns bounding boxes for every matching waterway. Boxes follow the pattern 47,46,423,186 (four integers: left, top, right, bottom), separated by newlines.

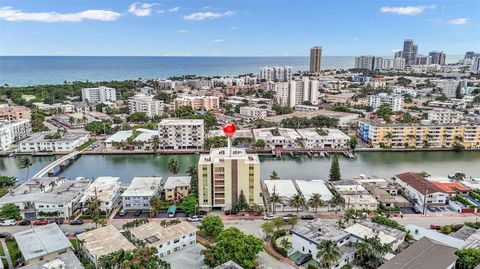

1,151,479,182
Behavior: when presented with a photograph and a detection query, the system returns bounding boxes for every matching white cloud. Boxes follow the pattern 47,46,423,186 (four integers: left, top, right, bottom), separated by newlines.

380,5,436,16
229,26,240,30
0,6,121,22
177,29,188,33
168,6,180,12
448,17,469,25
128,2,159,17
214,38,226,43
184,10,234,21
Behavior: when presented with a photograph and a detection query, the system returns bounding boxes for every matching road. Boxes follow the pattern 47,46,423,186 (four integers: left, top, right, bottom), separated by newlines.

396,215,480,227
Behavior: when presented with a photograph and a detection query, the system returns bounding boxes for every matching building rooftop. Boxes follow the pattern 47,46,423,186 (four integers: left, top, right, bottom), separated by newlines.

296,128,350,141
133,129,158,142
345,220,405,246
21,132,89,143
292,219,350,245
266,109,357,123
362,182,410,206
214,260,244,269
14,224,72,261
294,180,333,201
159,118,204,126
122,177,162,197
18,252,84,269
432,182,469,194
163,176,191,189
264,180,299,202
77,225,135,259
404,225,465,249
395,172,445,195
208,129,253,139
130,222,196,247
378,237,458,269
198,147,259,164
104,131,133,143
0,177,91,205
252,128,301,141
81,176,121,203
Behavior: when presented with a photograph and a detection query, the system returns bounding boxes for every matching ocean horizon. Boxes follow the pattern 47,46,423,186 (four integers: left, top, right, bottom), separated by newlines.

0,55,463,86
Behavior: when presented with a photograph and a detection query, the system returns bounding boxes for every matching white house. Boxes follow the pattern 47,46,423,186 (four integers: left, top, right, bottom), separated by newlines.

81,176,122,213
19,132,90,153
122,177,162,210
395,172,448,211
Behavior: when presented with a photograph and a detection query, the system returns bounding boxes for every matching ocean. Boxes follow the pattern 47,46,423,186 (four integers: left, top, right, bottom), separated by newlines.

0,55,463,86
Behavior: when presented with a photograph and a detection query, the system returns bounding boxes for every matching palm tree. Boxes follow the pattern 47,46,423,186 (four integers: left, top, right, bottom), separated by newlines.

86,197,100,215
149,196,162,217
20,158,33,180
270,193,283,214
308,193,324,214
295,137,305,149
269,171,280,180
329,192,345,212
168,157,179,175
39,184,45,192
289,194,306,213
317,240,341,269
280,238,292,251
48,180,56,190
151,135,160,152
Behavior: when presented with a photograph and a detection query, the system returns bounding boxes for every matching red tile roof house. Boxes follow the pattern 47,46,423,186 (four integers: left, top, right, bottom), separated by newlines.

394,172,449,210
432,182,470,197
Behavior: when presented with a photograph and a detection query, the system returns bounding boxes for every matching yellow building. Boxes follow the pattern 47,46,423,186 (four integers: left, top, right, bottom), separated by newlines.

198,147,262,211
359,121,480,149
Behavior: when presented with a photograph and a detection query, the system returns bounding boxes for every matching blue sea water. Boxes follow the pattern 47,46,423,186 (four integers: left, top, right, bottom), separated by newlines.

0,55,463,86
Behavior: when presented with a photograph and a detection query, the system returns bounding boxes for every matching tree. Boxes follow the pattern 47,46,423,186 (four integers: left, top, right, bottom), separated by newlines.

186,165,198,197
0,176,15,188
151,135,160,151
167,157,179,175
280,238,292,251
329,154,341,181
20,158,33,180
254,139,267,149
289,194,306,213
348,136,358,150
317,240,341,269
85,121,111,135
234,190,249,211
456,248,480,269
287,215,299,229
270,193,283,214
149,196,163,217
0,203,21,220
126,112,150,123
269,171,280,180
199,215,224,238
99,247,170,269
179,195,197,216
308,193,324,214
354,236,393,269
261,221,275,239
330,192,345,211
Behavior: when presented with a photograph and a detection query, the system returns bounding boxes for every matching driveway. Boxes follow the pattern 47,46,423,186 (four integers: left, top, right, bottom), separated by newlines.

163,244,205,269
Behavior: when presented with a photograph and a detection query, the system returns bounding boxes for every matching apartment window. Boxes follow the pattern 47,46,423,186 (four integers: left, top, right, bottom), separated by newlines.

174,239,180,244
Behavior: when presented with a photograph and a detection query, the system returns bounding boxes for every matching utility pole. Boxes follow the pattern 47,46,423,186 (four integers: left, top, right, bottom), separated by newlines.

423,184,428,216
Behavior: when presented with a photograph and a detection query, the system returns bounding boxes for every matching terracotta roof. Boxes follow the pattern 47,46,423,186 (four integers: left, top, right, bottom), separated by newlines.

395,172,445,195
432,182,469,194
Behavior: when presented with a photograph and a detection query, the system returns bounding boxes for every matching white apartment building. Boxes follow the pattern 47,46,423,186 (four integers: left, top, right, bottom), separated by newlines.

258,66,292,82
294,105,319,112
0,119,32,151
81,176,122,213
0,177,91,219
272,78,320,107
81,86,117,103
355,56,375,70
252,128,301,150
368,93,403,111
239,106,268,120
157,79,177,90
428,109,464,124
128,94,164,117
296,128,351,149
395,172,448,211
130,222,197,258
19,132,90,153
186,79,212,89
173,95,220,111
122,177,162,210
158,119,204,150
440,80,460,98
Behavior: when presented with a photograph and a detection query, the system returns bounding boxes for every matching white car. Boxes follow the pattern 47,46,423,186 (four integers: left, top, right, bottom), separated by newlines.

187,215,202,222
263,214,275,220
0,219,17,226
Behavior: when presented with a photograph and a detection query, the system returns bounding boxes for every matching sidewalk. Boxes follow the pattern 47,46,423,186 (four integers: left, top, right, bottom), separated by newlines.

0,239,13,269
265,240,301,268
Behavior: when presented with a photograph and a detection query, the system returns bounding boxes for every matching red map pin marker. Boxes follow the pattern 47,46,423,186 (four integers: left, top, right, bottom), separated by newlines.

223,123,236,137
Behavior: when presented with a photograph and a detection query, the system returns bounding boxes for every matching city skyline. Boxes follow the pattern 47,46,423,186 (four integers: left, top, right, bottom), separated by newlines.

0,0,479,56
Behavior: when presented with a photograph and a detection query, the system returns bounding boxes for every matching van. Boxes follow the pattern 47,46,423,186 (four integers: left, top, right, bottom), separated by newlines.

0,219,17,226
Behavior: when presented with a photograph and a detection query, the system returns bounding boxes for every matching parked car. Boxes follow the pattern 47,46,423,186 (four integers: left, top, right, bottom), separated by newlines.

134,210,142,217
49,219,64,225
430,224,441,230
119,209,127,216
295,254,312,266
0,219,17,226
283,214,294,222
70,220,84,225
224,210,237,215
187,215,202,222
0,232,8,238
198,210,208,216
300,215,315,220
263,214,275,220
18,220,31,226
74,230,85,236
33,220,49,226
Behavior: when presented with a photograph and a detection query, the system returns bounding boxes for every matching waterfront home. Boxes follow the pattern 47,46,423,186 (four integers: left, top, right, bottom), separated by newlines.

252,128,301,150
104,130,133,149
432,181,470,196
263,179,300,212
80,176,122,214
19,132,90,153
394,172,448,211
18,252,84,269
358,179,411,208
294,180,333,212
129,222,197,258
163,176,191,202
331,180,379,211
378,237,458,269
292,219,355,268
121,176,162,211
14,223,72,265
296,128,351,150
78,225,135,266
0,177,91,219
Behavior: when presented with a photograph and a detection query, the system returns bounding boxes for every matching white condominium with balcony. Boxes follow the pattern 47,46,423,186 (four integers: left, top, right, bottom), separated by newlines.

128,94,164,117
258,66,292,82
368,93,403,112
81,86,117,103
239,106,268,120
271,77,320,107
0,119,32,151
158,119,204,150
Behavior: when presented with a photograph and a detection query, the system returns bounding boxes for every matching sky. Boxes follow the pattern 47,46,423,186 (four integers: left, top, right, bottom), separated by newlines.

0,0,479,56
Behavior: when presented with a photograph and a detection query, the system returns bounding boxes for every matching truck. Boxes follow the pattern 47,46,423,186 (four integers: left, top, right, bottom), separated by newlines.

167,205,177,218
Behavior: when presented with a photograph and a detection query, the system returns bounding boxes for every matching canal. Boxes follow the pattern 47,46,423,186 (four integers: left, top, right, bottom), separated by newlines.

1,151,479,182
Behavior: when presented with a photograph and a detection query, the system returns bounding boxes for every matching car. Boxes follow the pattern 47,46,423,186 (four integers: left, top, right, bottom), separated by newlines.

187,215,202,222
134,210,142,217
0,219,17,226
33,220,49,226
430,224,441,230
198,210,208,216
300,215,315,220
119,209,127,216
49,219,64,225
283,214,294,222
18,220,31,226
0,232,8,238
70,220,84,225
224,210,237,215
295,254,312,266
263,214,275,220
74,230,85,236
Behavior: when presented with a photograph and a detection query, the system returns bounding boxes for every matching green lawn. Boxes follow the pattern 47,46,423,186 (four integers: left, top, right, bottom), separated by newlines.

6,238,20,265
